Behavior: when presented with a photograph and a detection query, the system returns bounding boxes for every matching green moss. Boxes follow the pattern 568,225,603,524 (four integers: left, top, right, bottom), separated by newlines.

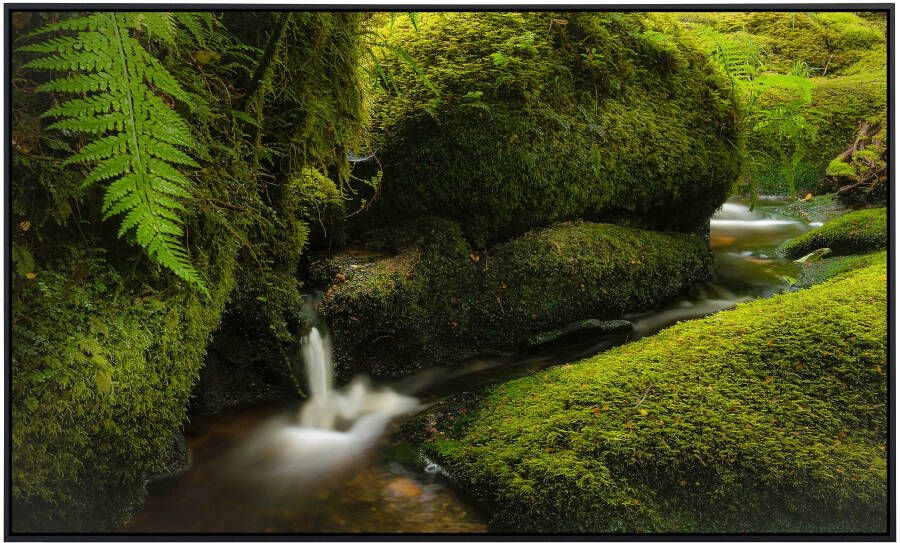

318,219,710,377
290,167,346,249
420,262,887,532
360,12,740,245
827,157,857,178
794,250,886,289
12,236,237,532
778,207,886,258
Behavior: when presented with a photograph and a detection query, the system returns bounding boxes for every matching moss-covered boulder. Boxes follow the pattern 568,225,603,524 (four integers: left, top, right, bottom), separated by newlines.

12,237,238,532
314,218,710,377
415,261,887,532
360,12,740,245
778,207,886,258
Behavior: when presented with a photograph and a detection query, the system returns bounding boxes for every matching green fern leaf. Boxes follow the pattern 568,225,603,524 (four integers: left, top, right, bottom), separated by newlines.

43,94,121,118
23,12,206,291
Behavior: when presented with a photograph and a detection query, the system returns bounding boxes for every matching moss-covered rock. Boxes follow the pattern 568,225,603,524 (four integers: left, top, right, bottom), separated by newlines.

416,261,887,532
794,250,885,290
12,238,238,532
316,218,710,377
360,12,740,245
778,207,886,258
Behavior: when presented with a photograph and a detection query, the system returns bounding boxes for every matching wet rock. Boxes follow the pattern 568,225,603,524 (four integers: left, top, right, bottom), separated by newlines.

147,432,192,483
317,219,710,379
189,317,300,416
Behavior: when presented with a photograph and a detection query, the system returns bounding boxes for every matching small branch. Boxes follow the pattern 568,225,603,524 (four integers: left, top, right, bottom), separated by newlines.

633,385,654,410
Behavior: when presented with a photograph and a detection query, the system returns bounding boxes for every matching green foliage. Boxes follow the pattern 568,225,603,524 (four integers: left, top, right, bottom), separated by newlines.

360,12,740,245
315,218,710,377
20,13,208,289
417,262,887,532
827,157,857,177
679,12,886,197
778,207,886,258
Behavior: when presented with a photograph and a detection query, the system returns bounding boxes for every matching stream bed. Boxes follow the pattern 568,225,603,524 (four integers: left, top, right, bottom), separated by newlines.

124,199,811,534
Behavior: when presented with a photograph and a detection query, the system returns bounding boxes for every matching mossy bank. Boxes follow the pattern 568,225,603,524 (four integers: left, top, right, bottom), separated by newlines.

778,207,886,258
415,262,887,532
313,218,710,377
359,12,741,245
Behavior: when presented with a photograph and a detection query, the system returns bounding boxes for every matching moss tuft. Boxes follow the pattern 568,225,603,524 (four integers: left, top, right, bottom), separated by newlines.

420,261,887,532
778,207,886,258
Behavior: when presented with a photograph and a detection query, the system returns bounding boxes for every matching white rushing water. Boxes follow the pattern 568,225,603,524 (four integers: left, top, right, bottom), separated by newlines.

228,327,421,486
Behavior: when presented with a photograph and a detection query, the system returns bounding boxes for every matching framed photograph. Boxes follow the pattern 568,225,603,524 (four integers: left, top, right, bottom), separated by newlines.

4,3,893,539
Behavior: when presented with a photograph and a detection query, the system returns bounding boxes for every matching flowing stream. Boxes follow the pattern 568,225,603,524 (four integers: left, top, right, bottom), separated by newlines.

124,199,811,533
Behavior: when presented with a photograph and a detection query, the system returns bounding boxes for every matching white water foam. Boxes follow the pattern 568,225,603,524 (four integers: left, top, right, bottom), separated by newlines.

227,327,420,487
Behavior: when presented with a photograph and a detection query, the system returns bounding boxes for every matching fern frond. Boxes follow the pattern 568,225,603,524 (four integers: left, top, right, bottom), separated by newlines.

23,13,108,38
42,94,121,118
36,72,113,94
47,112,127,134
22,12,206,291
24,51,114,72
172,13,214,47
130,12,177,47
82,155,131,187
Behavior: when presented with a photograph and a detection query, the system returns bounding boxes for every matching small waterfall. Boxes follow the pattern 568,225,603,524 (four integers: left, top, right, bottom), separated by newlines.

301,328,332,401
298,326,420,430
227,326,421,486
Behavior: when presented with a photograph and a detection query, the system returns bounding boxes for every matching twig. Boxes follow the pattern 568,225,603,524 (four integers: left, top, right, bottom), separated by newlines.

633,385,654,410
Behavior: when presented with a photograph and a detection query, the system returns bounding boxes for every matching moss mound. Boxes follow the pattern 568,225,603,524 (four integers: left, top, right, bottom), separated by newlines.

418,262,887,532
794,250,885,290
361,12,740,245
778,207,886,258
315,219,710,377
